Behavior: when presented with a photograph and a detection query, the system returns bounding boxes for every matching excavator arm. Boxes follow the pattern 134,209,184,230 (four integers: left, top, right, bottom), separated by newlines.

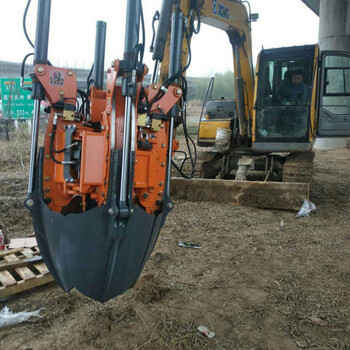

158,0,256,138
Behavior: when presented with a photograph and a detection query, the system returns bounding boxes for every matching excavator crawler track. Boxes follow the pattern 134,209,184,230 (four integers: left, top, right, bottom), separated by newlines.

282,152,315,183
172,150,217,178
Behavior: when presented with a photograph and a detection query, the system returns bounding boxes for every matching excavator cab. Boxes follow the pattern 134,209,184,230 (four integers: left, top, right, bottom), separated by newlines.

197,77,235,147
253,45,350,152
253,45,316,152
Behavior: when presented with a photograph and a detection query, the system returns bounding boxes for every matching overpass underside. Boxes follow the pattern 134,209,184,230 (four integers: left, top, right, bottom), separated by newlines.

301,0,320,16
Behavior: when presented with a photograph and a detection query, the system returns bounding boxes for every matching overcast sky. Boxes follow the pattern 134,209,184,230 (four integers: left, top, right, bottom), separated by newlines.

0,0,319,77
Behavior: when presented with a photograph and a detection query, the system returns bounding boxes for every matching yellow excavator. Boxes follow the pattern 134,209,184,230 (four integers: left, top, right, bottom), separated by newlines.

164,0,350,185
23,0,350,302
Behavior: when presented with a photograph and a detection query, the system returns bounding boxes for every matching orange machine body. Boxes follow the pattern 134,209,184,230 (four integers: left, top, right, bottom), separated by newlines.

36,61,181,215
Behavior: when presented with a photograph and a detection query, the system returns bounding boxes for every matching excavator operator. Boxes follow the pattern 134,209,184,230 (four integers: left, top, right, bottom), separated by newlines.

275,70,307,105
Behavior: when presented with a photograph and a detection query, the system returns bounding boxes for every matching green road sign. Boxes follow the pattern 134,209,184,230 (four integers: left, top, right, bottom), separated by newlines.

0,78,34,120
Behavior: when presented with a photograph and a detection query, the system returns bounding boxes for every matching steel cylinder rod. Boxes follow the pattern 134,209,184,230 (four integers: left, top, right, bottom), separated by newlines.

166,10,184,197
123,0,141,64
151,0,173,83
94,21,107,89
152,0,173,62
27,100,41,194
119,0,141,212
27,0,52,195
120,96,133,204
151,60,160,84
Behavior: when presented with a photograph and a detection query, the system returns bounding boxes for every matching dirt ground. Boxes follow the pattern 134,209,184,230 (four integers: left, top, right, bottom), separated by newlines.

0,129,350,350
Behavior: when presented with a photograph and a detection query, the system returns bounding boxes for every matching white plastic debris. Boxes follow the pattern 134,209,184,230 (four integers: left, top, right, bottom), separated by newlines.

197,325,215,338
280,220,286,231
296,199,316,218
0,306,44,328
178,241,200,249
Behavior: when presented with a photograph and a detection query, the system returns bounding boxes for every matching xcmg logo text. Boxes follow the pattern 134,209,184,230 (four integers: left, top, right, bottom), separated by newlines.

212,0,230,19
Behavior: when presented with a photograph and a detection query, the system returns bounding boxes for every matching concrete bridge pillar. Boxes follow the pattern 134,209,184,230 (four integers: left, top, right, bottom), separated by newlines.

318,0,350,52
315,0,350,149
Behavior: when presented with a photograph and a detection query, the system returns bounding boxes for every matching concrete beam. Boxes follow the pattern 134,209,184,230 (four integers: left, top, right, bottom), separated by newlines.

301,0,320,16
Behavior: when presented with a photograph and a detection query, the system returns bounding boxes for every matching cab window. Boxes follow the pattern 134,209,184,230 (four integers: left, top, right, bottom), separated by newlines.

256,54,313,140
322,55,350,115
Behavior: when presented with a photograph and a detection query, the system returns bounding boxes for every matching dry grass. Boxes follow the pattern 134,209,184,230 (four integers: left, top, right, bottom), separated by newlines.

0,125,32,172
272,272,350,349
0,126,34,236
0,113,350,349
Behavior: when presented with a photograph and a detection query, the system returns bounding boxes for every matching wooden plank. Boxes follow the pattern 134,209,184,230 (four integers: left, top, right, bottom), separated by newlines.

0,274,54,299
15,267,36,280
170,178,309,211
4,254,19,263
0,247,54,298
0,248,23,258
34,263,49,275
0,256,43,271
22,248,35,259
9,237,37,249
0,248,40,262
0,270,17,286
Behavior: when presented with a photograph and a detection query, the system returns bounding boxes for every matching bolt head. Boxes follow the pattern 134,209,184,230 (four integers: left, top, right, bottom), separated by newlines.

166,203,173,209
158,191,163,196
153,84,158,90
161,143,165,148
26,199,34,207
143,193,149,199
176,88,182,96
108,208,115,215
44,197,51,204
59,91,64,96
159,181,164,186
37,66,44,73
161,162,166,167
67,70,73,76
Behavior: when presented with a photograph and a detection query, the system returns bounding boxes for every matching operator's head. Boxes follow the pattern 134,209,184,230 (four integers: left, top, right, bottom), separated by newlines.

292,70,304,85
